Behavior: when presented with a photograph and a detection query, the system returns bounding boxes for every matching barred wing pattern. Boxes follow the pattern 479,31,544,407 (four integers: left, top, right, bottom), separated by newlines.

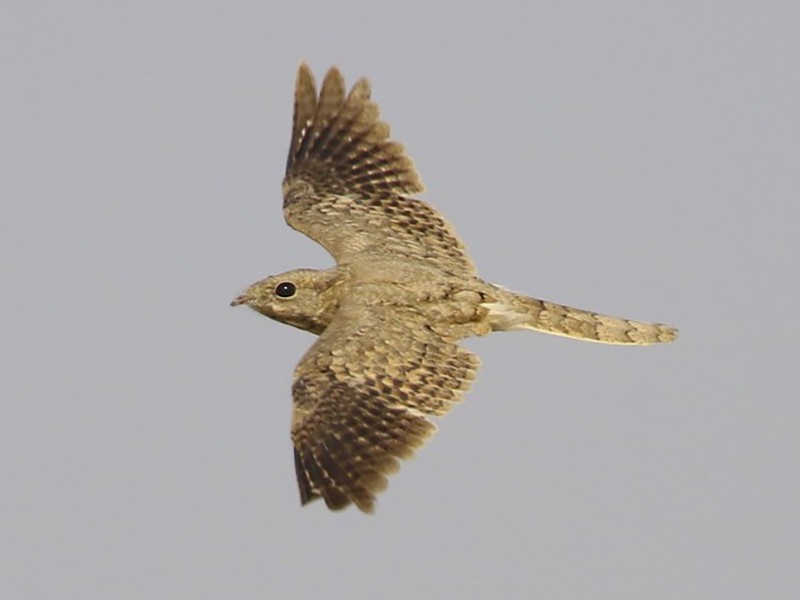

291,301,480,512
283,64,476,276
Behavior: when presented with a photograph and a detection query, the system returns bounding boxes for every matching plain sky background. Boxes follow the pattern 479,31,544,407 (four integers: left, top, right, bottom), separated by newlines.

2,2,798,599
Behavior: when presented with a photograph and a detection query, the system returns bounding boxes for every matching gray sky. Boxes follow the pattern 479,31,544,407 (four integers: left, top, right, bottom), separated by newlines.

3,2,798,599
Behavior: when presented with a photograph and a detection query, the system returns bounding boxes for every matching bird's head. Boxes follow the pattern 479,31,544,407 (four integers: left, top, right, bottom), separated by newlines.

230,268,340,335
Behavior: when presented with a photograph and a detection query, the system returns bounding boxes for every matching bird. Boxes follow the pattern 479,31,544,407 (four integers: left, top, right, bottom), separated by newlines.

231,63,677,513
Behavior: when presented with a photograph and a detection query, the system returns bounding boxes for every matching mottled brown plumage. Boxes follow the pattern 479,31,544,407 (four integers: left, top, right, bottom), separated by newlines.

231,64,677,513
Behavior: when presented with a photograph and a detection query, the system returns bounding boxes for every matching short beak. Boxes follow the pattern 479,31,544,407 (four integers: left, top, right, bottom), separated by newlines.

230,293,248,307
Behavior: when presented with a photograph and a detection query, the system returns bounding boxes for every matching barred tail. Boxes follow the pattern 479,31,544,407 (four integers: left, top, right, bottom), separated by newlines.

485,290,678,345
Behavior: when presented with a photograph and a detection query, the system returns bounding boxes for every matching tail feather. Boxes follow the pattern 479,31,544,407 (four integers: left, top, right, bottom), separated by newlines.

485,291,678,345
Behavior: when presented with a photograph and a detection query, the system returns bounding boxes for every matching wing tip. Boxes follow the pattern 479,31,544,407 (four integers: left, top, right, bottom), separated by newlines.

285,63,425,197
294,445,380,514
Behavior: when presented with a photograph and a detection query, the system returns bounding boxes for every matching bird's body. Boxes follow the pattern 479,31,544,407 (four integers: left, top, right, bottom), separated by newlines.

232,64,677,513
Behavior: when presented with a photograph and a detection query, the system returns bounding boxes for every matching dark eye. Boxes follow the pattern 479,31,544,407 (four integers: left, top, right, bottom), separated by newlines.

274,281,296,298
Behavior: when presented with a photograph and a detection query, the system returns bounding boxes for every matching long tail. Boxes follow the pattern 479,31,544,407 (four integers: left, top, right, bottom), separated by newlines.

485,289,678,345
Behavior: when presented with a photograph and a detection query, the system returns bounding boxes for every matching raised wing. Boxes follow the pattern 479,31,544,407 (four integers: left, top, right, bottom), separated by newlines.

290,301,480,513
283,63,476,276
